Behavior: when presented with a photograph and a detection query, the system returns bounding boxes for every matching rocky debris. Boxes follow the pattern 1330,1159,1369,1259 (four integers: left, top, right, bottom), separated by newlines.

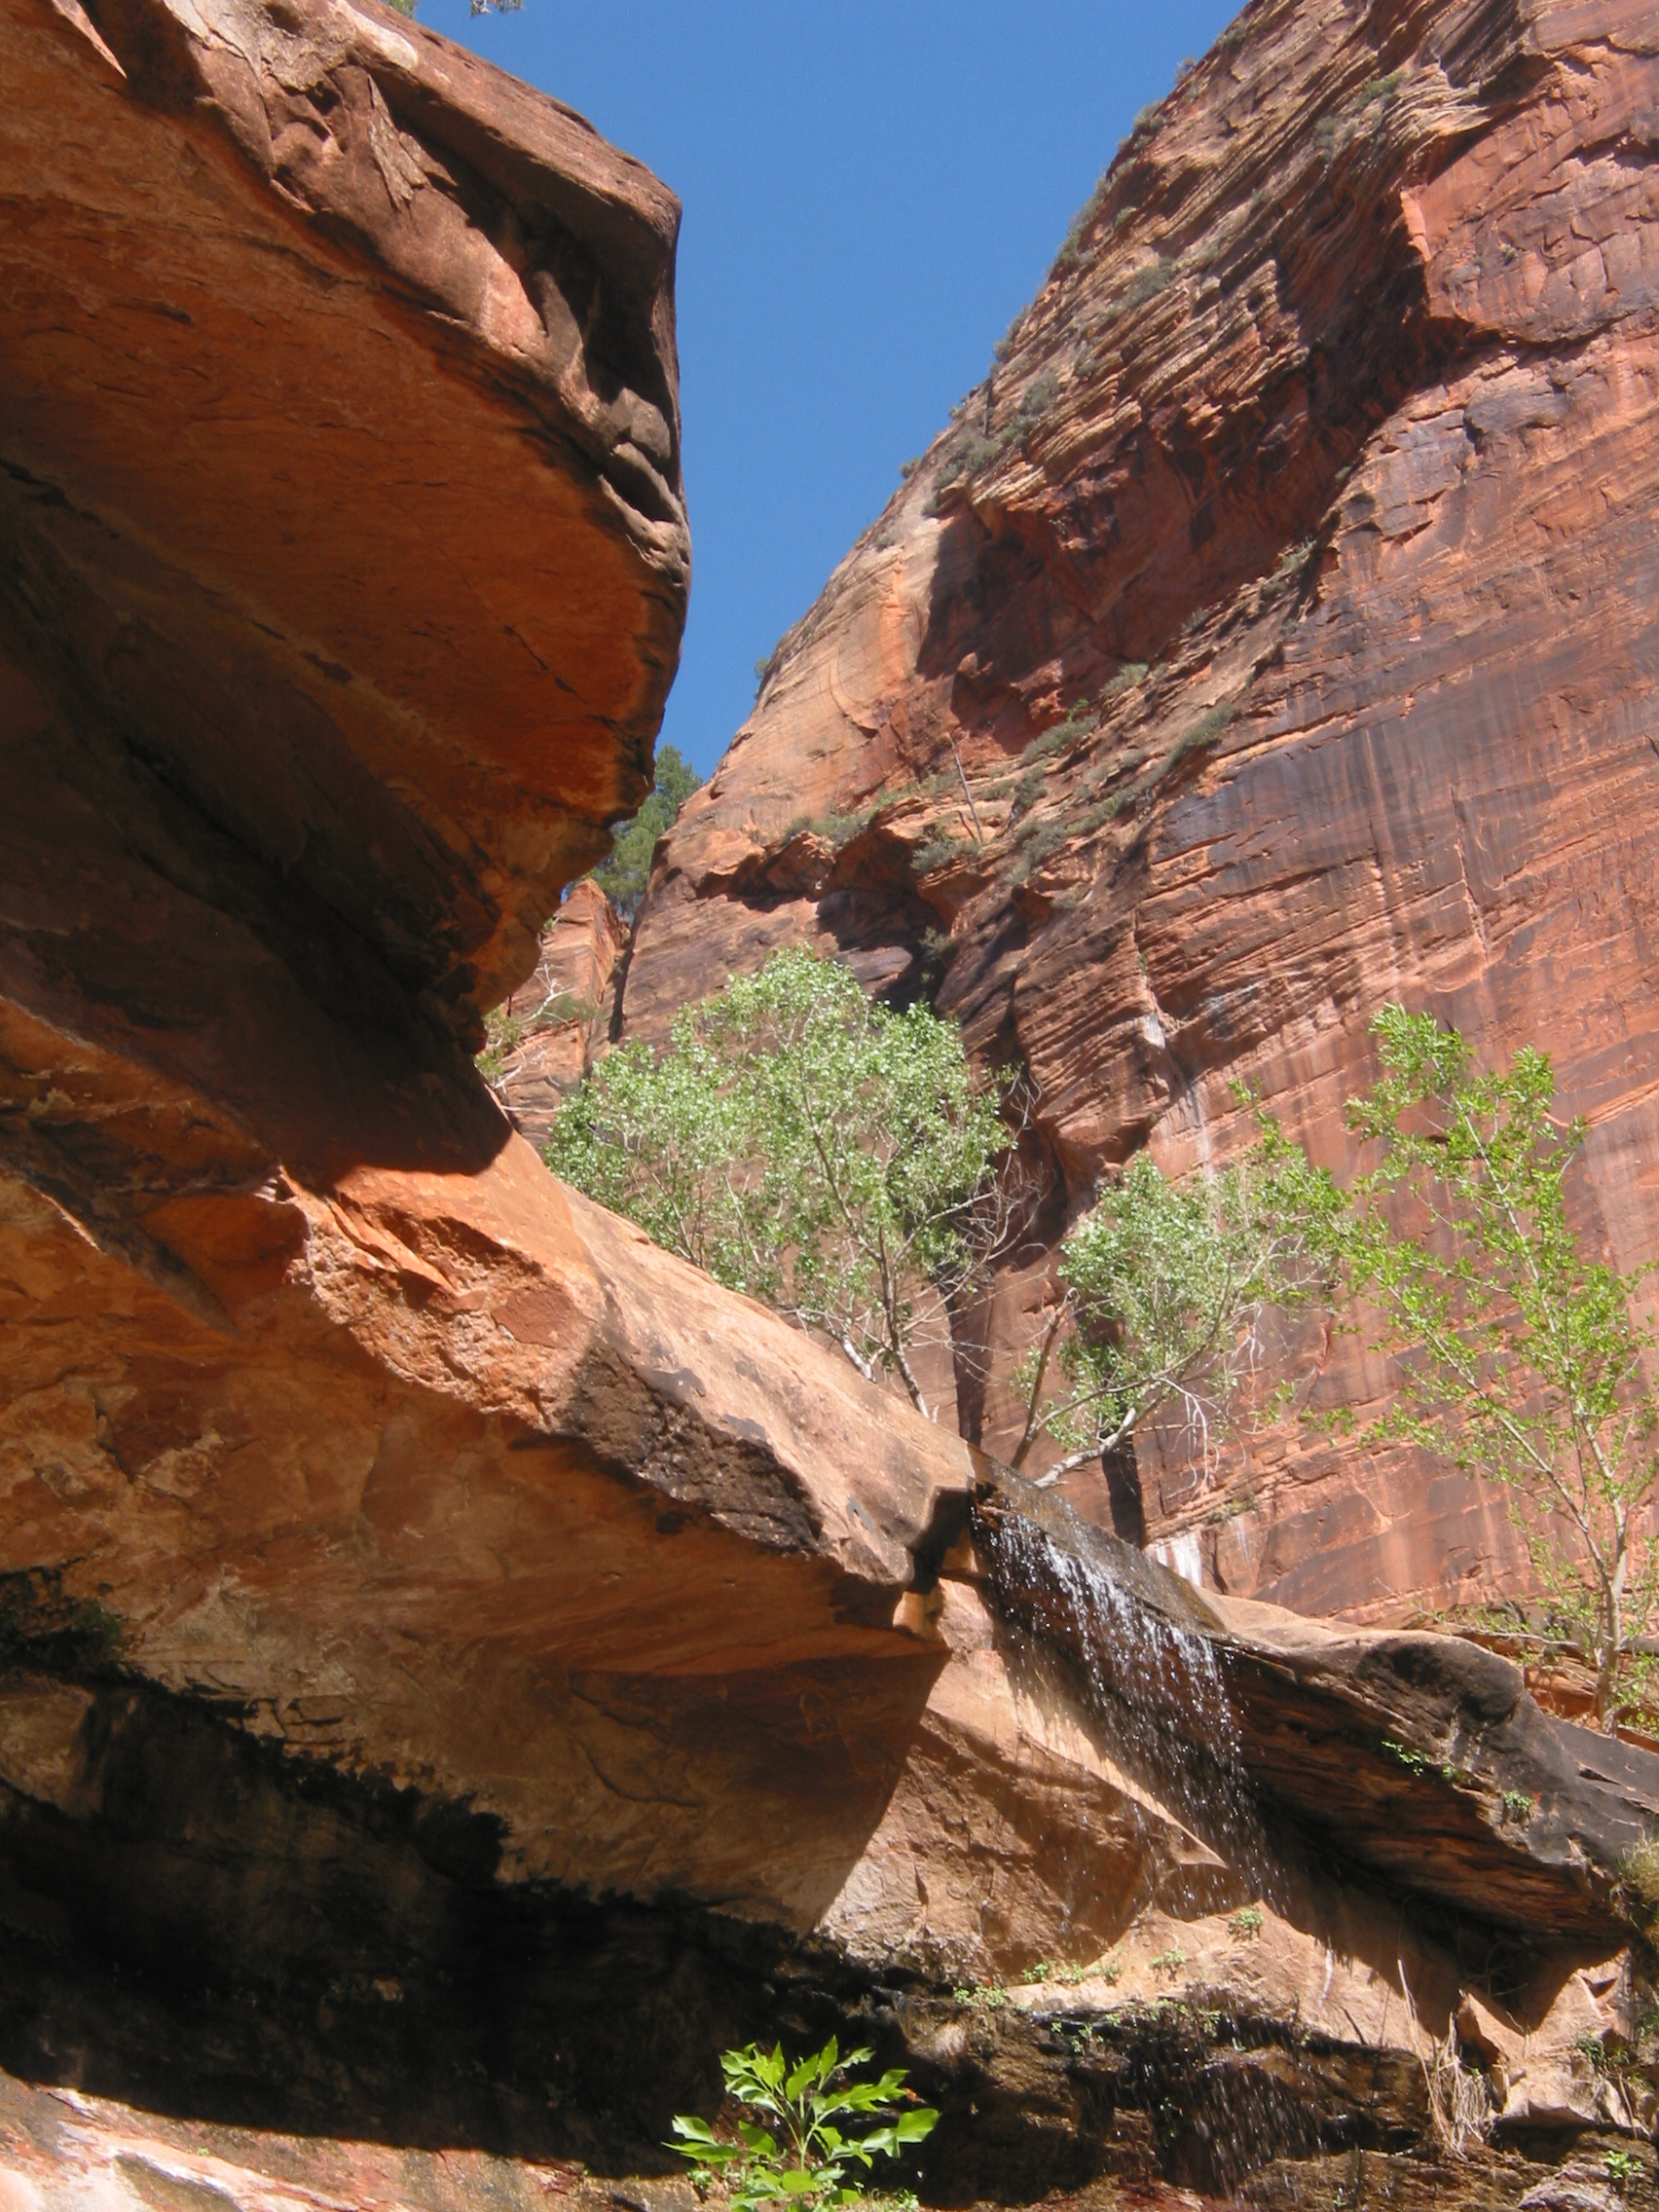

0,2065,711,2211
488,879,628,1145
615,0,1659,1625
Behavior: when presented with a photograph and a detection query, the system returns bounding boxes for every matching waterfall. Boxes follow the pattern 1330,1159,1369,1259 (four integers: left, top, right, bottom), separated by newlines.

972,1477,1275,1899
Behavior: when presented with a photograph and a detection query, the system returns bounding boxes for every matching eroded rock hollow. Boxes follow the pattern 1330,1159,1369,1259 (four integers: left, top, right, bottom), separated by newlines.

5,0,1659,2205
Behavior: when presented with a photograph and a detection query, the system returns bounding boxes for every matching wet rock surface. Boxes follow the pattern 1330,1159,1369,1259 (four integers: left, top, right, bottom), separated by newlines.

977,1475,1659,1939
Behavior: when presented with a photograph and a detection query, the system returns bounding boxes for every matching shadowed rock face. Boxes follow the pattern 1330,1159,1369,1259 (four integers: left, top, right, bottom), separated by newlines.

616,0,1659,1624
3,0,687,1029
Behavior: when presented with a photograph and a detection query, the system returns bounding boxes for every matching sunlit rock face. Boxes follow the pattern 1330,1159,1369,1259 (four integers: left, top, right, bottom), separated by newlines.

618,0,1659,1624
489,879,627,1145
0,0,1258,2127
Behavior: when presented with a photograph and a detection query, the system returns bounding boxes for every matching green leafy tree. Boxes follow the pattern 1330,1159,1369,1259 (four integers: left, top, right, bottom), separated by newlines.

546,947,1022,1420
591,742,703,919
1306,1005,1659,1732
1011,1136,1335,1486
671,2039,937,2212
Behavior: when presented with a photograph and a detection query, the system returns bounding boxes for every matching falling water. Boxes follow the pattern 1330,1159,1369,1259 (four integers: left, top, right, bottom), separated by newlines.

1149,1529,1205,1590
974,1482,1316,2193
973,1483,1279,1905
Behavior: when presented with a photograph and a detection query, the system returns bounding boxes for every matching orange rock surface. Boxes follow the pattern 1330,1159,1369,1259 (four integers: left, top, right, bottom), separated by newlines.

0,0,1259,2105
619,0,1659,1624
488,879,626,1145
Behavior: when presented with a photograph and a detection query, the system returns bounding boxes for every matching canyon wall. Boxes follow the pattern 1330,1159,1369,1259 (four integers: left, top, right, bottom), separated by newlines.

6,0,1659,2203
617,0,1659,1628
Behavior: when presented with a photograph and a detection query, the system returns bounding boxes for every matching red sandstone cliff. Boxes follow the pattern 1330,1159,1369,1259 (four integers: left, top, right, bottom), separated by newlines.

4,0,1659,2201
618,0,1659,1628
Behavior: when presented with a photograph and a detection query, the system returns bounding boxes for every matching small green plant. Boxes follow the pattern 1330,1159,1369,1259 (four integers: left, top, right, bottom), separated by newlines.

1381,1737,1438,1778
670,2040,938,2212
1270,537,1316,583
1604,2147,1641,2186
780,807,876,851
1501,1790,1536,1824
1010,819,1068,884
1624,1835,1659,1922
911,827,972,877
1102,661,1150,699
1228,1906,1264,1941
1018,1961,1052,1985
1167,703,1235,767
1149,1947,1187,1979
1205,1491,1258,1525
952,1981,1008,2011
1572,2030,1608,2074
1123,259,1176,311
476,1008,523,1086
1023,701,1097,764
1051,1958,1104,1987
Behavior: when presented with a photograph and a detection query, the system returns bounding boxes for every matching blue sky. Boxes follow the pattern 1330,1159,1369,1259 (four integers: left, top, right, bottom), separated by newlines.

422,2,1241,778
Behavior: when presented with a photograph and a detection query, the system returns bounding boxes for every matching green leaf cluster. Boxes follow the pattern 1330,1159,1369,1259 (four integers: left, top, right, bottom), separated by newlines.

1013,1130,1335,1483
546,948,1016,1419
670,2039,937,2212
1310,1004,1659,1730
590,743,703,919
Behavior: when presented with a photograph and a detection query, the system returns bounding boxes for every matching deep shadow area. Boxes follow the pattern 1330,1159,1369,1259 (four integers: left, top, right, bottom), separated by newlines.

0,1656,1330,2204
0,1664,895,2170
0,1606,1623,2204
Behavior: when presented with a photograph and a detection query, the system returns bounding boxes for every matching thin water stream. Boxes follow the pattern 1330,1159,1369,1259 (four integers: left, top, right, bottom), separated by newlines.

971,1477,1285,1919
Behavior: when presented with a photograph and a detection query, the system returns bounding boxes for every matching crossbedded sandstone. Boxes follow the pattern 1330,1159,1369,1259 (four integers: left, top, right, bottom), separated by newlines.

617,0,1659,1624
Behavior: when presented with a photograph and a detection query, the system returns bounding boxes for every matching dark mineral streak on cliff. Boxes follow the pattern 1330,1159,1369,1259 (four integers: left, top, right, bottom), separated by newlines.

617,0,1659,1627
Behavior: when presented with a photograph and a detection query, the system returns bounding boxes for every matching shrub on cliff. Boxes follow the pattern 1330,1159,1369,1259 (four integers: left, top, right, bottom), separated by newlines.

546,947,1023,1419
589,742,702,919
671,2038,937,2212
1297,1005,1659,1734
1010,1135,1335,1486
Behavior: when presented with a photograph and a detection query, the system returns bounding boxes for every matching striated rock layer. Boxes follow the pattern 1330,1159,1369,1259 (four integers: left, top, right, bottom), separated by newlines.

618,0,1659,1624
5,0,1659,2204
